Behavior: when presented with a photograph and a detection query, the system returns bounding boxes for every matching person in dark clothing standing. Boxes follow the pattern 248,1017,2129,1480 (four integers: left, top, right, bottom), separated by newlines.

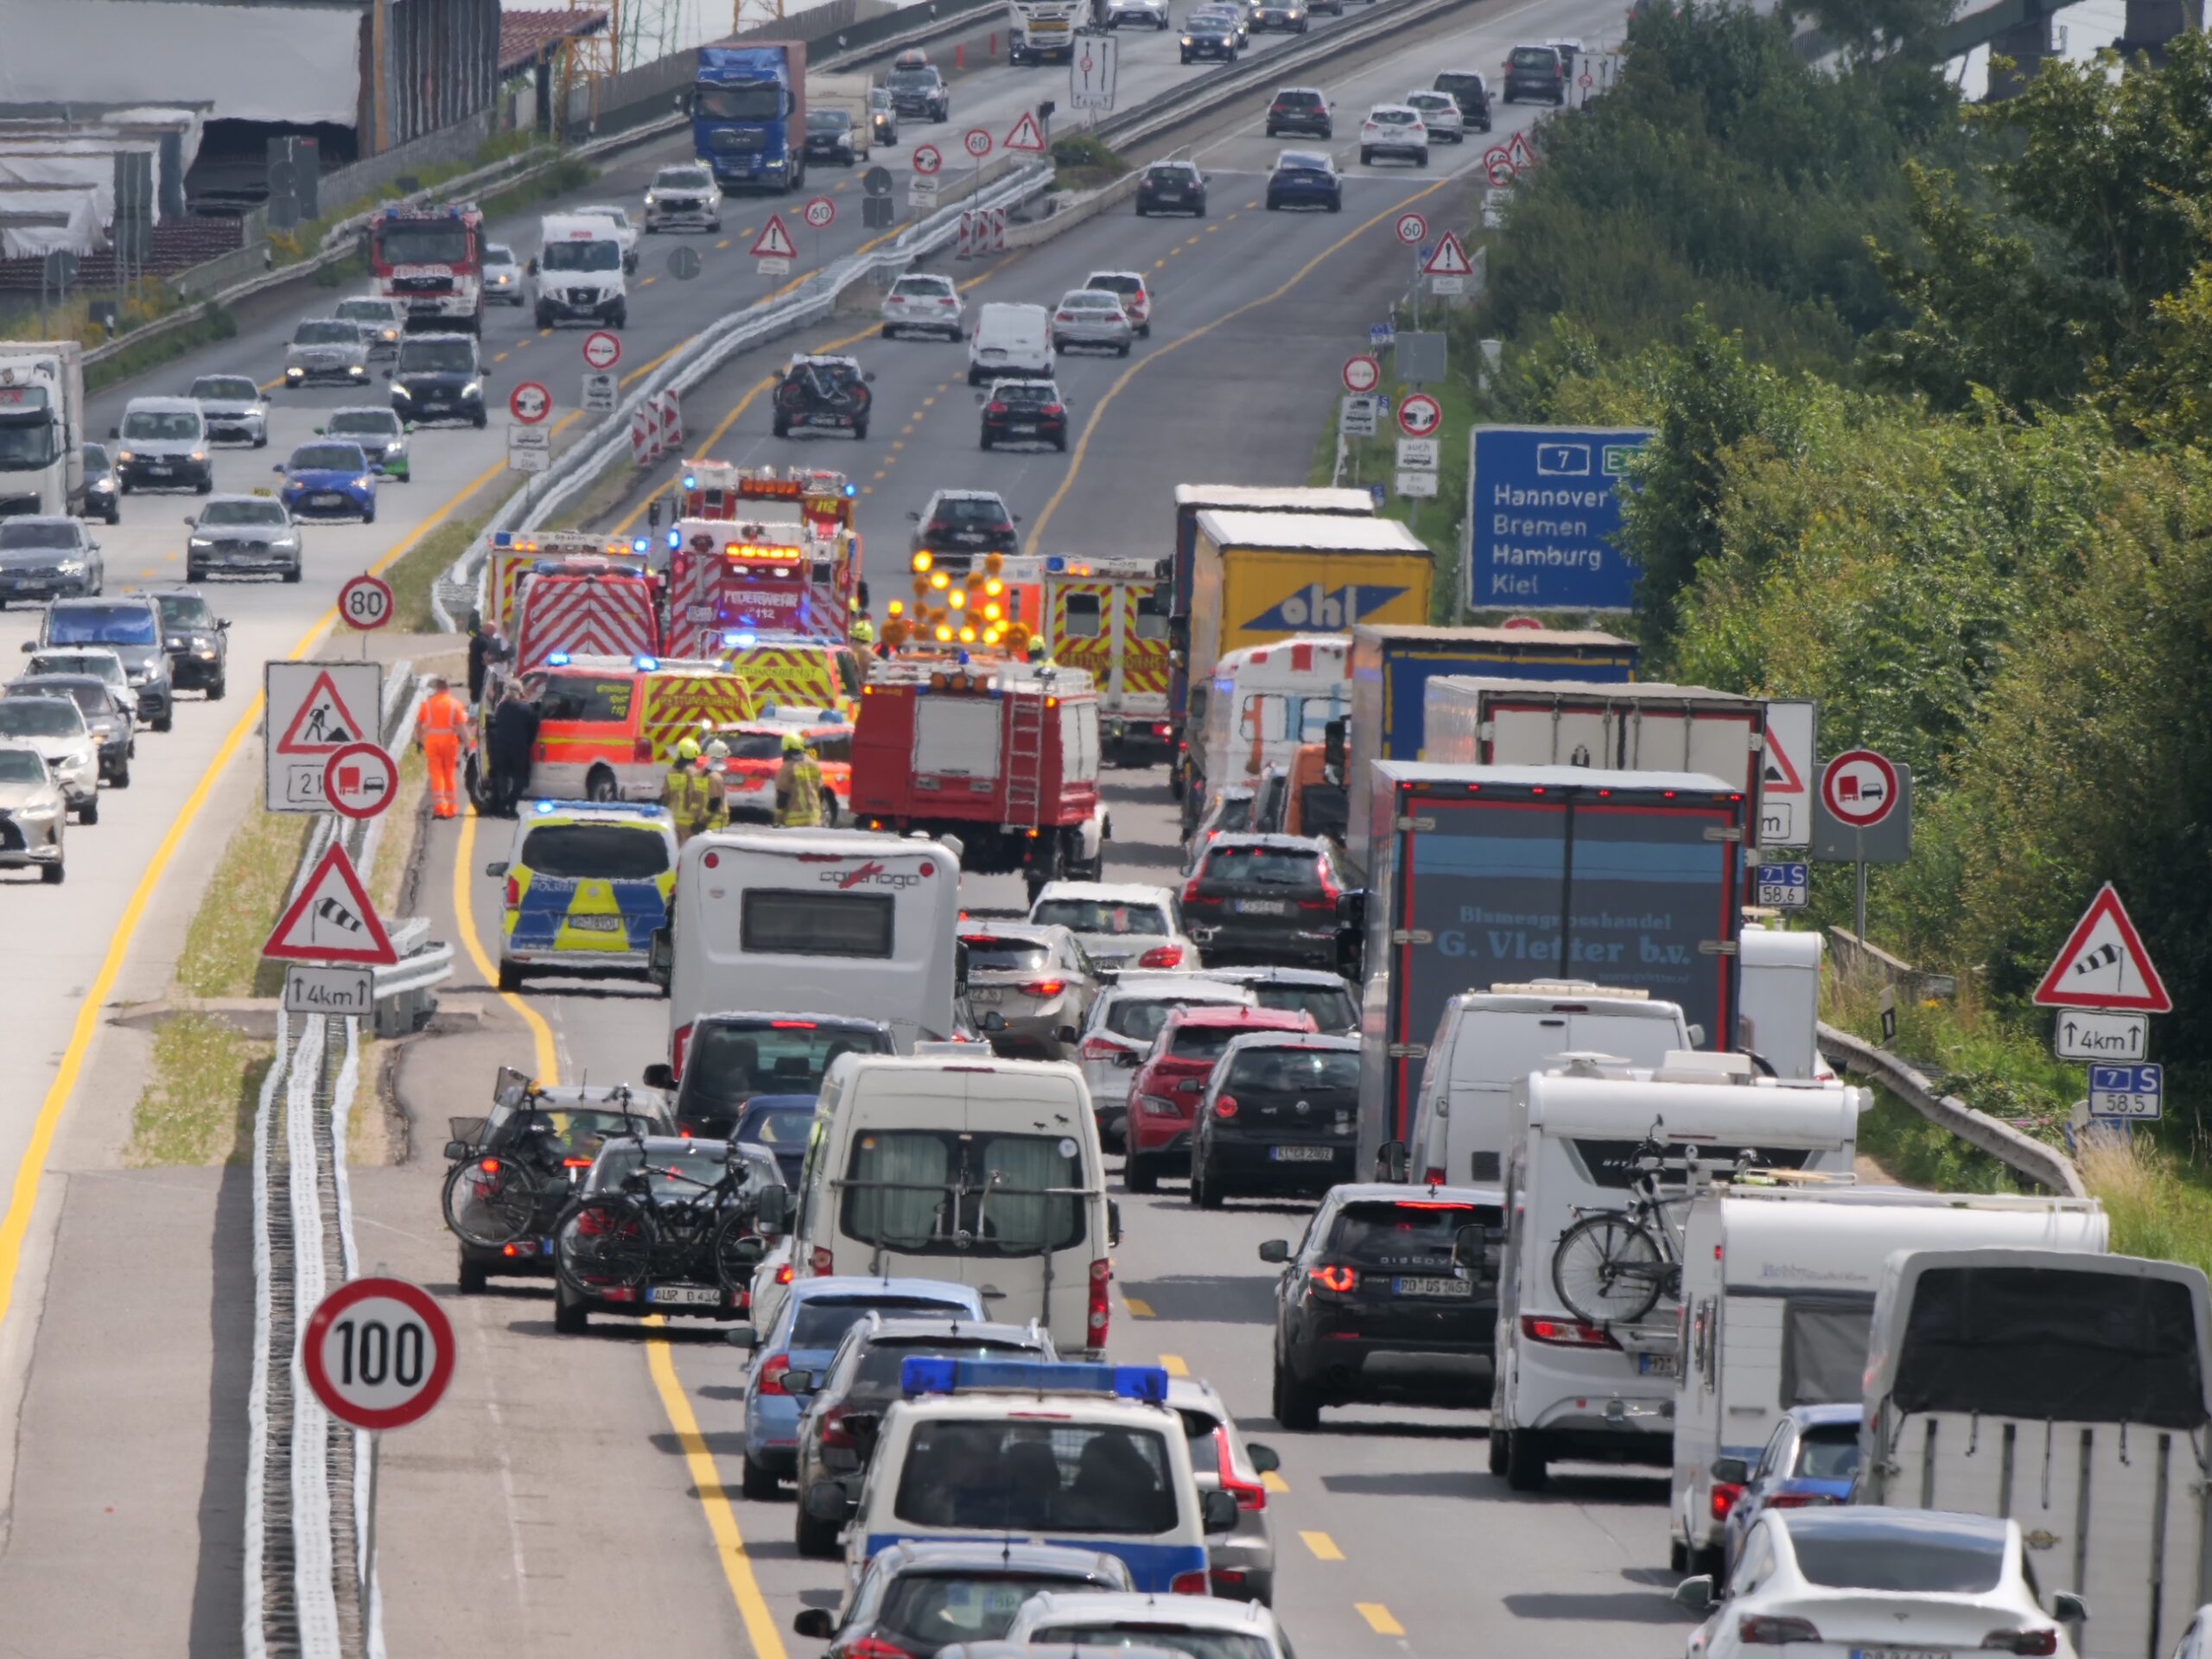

467,612,507,704
486,683,540,816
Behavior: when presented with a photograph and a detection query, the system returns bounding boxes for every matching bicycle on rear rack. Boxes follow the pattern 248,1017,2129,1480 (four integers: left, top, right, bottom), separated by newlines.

1548,1125,1764,1326
556,1148,776,1305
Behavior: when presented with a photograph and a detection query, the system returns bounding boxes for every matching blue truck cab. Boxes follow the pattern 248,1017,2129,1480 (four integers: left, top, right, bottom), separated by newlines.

687,39,808,194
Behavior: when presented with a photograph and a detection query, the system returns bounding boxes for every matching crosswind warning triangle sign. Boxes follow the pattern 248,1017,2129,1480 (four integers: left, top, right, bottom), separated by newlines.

276,669,370,754
1763,728,1806,794
2032,882,2171,1012
264,842,397,965
1004,111,1046,153
751,214,798,259
1423,232,1473,277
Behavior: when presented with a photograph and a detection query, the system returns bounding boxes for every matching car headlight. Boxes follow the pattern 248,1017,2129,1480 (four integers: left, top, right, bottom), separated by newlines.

18,800,59,822
391,385,412,400
188,537,213,550
286,365,303,377
116,450,134,463
645,192,657,205
461,381,482,399
349,365,367,377
188,451,207,463
1182,33,1193,41
167,634,187,649
355,475,375,490
54,557,84,574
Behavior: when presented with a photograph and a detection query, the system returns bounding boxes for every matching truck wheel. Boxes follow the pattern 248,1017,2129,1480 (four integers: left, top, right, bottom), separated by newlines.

1505,1428,1548,1491
585,767,619,803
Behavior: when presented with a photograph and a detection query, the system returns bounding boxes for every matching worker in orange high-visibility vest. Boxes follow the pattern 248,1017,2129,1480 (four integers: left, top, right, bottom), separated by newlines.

418,676,478,819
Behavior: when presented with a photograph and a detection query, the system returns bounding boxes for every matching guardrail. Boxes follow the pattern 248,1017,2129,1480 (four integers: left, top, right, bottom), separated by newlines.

1815,1020,2090,1198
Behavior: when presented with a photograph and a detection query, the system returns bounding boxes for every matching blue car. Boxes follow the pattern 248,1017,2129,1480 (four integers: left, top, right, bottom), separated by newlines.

274,439,379,523
734,1274,985,1499
1719,1402,1863,1576
734,1094,817,1188
1264,149,1342,213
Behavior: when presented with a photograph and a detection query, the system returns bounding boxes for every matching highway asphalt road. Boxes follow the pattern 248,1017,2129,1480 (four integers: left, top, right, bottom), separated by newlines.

0,0,1648,1649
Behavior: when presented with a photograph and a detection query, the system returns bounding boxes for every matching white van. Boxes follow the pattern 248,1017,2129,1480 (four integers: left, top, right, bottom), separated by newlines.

531,213,629,328
1670,1185,2106,1575
1737,925,1826,1081
1490,1057,1863,1491
1188,634,1350,823
662,829,963,1071
752,1053,1116,1360
1398,982,1692,1187
966,302,1053,385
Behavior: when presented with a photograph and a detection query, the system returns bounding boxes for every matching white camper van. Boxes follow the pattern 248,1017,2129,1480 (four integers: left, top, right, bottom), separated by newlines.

748,1053,1116,1359
1859,1249,2212,1659
1670,1187,2107,1576
1399,982,1693,1187
662,829,963,1070
1490,1058,1863,1491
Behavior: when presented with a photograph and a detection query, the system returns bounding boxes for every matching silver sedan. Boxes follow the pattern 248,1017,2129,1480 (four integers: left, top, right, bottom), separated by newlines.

0,743,67,883
963,920,1103,1059
1051,289,1135,356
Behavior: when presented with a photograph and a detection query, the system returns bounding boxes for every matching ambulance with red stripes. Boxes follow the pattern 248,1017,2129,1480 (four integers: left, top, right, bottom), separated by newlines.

1033,554,1173,766
486,530,651,638
511,558,664,676
523,653,755,803
1186,635,1352,831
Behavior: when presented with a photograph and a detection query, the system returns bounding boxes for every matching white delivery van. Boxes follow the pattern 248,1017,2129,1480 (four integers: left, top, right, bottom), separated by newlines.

1859,1249,2212,1659
662,829,963,1069
1671,1186,2106,1576
531,213,629,329
1398,982,1693,1187
966,302,1053,385
753,1053,1116,1360
1737,925,1825,1081
1190,634,1351,819
1490,1057,1863,1491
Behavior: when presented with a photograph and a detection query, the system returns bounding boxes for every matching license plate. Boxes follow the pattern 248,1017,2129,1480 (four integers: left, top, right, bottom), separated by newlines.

808,414,845,427
147,465,172,475
1853,1651,1952,1659
1234,898,1287,915
567,913,622,932
970,987,1004,1003
1393,1275,1472,1297
1011,423,1038,435
1638,1351,1680,1376
313,493,345,506
1269,1145,1336,1162
648,1284,721,1306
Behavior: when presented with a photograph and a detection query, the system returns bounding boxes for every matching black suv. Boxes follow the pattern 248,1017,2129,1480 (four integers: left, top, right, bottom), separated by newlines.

908,489,1019,569
642,1011,894,1140
1190,1031,1359,1205
885,56,950,121
1433,69,1494,130
980,379,1069,452
772,354,874,440
387,331,487,429
1502,42,1565,103
1179,834,1341,969
1135,160,1207,217
1260,1182,1504,1427
151,588,229,699
1264,87,1332,138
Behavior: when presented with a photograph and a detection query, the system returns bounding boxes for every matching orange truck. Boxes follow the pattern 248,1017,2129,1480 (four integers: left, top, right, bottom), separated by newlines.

522,655,754,803
1033,553,1173,766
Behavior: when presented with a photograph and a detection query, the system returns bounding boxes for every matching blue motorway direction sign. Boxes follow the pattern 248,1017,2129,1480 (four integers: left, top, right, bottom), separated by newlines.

1466,425,1650,612
2088,1063,2163,1121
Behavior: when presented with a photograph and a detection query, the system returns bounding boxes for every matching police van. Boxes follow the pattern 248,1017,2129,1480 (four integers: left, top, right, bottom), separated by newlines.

486,800,678,991
803,1357,1237,1595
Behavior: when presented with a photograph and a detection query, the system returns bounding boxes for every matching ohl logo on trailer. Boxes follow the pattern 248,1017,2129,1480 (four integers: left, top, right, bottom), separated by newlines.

1243,582,1409,633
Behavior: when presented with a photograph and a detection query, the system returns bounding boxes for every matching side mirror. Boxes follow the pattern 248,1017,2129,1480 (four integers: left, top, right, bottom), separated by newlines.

1672,1576,1715,1615
405,422,417,433
1200,1489,1239,1533
272,463,284,474
381,370,395,381
641,1062,675,1090
2052,1592,2088,1624
218,619,231,630
18,641,32,652
485,861,509,877
803,1481,856,1523
1709,1457,1751,1486
1378,1140,1408,1184
108,425,119,439
864,372,877,383
525,257,539,275
313,425,326,435
791,1609,836,1640
443,1140,470,1160
1256,1238,1290,1264
906,510,921,522
728,1325,760,1351
182,515,196,526
753,1185,791,1231
1245,1441,1281,1475
1686,1023,1706,1047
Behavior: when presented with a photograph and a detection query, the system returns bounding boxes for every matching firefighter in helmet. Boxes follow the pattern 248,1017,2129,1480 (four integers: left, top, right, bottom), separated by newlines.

773,730,826,828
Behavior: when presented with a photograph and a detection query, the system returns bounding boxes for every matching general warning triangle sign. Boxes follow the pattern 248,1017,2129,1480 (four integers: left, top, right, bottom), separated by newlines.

2031,881,2172,1013
1763,728,1806,794
264,842,397,966
1423,232,1474,277
750,214,798,259
276,669,370,754
1003,111,1046,153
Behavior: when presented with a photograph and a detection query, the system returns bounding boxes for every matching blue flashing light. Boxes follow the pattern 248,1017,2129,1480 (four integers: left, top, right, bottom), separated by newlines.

668,529,682,550
1045,555,1067,574
635,654,660,671
900,1357,1171,1404
683,474,698,489
724,631,757,650
493,531,514,549
957,650,972,666
844,483,858,498
632,537,649,555
535,801,556,814
547,651,572,666
762,702,780,717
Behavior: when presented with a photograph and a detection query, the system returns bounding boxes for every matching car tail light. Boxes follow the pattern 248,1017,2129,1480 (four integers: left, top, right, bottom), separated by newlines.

938,296,957,307
1214,1095,1238,1119
1213,1426,1266,1510
810,1245,836,1276
1422,1166,1446,1185
988,402,1007,415
1056,311,1076,323
845,1638,916,1659
927,520,949,537
1154,723,1171,739
1300,861,1342,911
1022,978,1067,996
1519,1314,1621,1350
774,1262,795,1285
1981,1631,2059,1656
671,1023,694,1081
1180,877,1219,907
563,1157,594,1169
1043,404,1065,416
1710,1478,1745,1521
1764,1492,1839,1510
1168,1570,1211,1597
1088,1257,1112,1342
757,1354,791,1395
1736,1614,1821,1645
820,1405,855,1448
504,874,520,909
1310,1263,1357,1293
1137,944,1184,969
1081,1037,1126,1062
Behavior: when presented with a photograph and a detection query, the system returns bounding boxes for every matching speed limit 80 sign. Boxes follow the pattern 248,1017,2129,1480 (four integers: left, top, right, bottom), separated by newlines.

302,1275,454,1430
338,573,394,632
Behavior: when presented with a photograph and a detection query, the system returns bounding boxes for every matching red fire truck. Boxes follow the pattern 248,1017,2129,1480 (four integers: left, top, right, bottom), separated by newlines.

663,461,864,650
367,202,486,335
511,559,663,675
850,654,1109,893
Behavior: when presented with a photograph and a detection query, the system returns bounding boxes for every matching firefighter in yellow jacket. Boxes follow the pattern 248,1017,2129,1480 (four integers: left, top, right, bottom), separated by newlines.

773,730,825,828
663,736,704,842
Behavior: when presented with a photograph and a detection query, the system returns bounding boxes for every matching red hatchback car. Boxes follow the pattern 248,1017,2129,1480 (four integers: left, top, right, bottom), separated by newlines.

1123,1004,1317,1192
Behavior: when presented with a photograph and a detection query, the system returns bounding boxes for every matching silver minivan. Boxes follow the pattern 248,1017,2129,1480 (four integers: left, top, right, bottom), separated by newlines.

110,397,213,493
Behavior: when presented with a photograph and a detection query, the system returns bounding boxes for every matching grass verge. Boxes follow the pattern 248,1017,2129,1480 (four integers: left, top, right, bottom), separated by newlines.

390,508,495,632
176,798,314,1000
2077,1135,2212,1278
1051,133,1130,193
371,744,429,916
127,1015,271,1166
84,302,240,396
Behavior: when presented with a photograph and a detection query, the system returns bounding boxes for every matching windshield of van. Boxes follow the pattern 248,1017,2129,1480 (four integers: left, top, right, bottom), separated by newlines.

532,675,633,721
741,889,895,958
892,1418,1176,1534
842,1129,1086,1257
543,238,620,272
685,1020,887,1109
517,823,671,879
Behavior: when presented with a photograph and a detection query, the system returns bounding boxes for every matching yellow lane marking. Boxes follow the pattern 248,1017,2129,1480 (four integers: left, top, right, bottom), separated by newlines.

1261,1471,1289,1493
891,439,905,451
1356,1604,1405,1637
493,351,510,363
900,423,916,435
717,237,734,248
451,813,560,1079
0,452,509,1342
1300,1530,1344,1560
922,394,935,407
1159,1352,1189,1376
1122,1295,1154,1318
641,275,658,287
1027,173,1457,554
537,327,552,338
646,1324,793,1659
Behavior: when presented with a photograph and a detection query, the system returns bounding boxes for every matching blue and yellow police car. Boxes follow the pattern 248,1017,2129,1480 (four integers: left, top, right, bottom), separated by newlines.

485,800,677,991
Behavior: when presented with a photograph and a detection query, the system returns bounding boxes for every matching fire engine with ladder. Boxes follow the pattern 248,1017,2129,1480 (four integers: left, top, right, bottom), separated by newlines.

661,461,865,653
850,652,1109,895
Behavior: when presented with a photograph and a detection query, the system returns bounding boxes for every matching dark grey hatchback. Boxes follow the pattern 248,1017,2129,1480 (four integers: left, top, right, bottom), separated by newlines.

1135,161,1208,216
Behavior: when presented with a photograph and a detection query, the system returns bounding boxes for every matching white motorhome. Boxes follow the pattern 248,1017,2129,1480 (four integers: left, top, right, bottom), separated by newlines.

1671,1187,2107,1576
1738,925,1826,1082
663,829,963,1069
1191,634,1351,824
749,1053,1116,1358
531,213,629,329
1490,1058,1863,1491
1398,982,1693,1187
1859,1249,2212,1659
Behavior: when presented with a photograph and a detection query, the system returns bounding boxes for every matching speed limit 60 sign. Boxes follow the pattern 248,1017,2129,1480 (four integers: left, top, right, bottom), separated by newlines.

302,1275,454,1431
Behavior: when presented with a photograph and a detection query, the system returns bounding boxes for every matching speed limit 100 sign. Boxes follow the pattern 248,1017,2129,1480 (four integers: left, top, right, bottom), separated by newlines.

338,573,394,631
302,1275,455,1431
